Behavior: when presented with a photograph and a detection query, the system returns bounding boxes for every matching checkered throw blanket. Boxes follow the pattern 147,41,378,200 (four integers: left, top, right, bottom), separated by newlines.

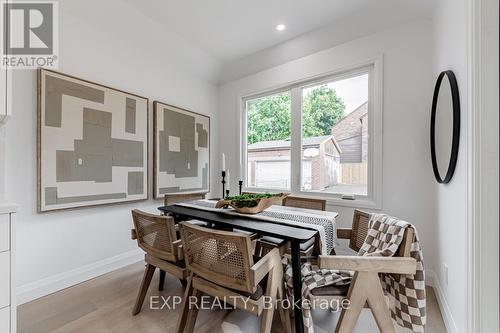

360,214,426,332
285,213,426,333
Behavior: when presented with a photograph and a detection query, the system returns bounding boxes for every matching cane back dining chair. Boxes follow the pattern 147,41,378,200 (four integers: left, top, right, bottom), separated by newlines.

332,209,371,255
307,210,417,333
175,222,291,333
160,193,210,289
130,209,188,315
254,196,326,257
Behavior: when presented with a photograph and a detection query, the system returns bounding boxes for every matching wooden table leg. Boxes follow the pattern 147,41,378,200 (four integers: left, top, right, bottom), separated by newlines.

291,240,304,333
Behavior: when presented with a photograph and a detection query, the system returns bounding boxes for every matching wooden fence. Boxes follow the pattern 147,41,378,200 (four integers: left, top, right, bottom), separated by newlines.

340,163,368,185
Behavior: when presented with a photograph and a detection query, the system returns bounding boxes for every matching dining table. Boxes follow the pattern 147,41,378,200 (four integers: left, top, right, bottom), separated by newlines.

158,202,337,333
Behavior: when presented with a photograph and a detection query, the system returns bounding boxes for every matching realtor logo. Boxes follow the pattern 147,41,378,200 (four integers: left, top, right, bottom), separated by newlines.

1,1,58,69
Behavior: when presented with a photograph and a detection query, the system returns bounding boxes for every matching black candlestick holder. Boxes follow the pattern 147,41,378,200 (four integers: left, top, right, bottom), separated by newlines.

221,171,226,199
226,189,230,198
238,180,243,195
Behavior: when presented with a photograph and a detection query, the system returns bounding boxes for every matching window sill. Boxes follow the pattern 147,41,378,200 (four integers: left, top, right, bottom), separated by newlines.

242,188,381,210
323,197,381,210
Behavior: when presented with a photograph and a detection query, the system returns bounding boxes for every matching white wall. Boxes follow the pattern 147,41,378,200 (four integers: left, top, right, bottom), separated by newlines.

219,20,437,270
4,0,221,303
432,0,470,331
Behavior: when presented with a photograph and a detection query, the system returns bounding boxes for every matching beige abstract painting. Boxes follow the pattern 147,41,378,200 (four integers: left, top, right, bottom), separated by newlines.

38,69,148,211
153,101,210,199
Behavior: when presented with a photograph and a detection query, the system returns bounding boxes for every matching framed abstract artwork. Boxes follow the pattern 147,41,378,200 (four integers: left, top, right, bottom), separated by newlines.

37,69,148,212
153,101,210,199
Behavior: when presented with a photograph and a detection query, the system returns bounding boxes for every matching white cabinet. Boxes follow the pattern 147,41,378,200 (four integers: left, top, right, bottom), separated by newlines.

0,206,16,333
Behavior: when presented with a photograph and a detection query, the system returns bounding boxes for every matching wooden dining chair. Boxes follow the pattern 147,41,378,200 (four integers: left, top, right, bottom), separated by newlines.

333,209,371,255
160,192,211,289
254,196,326,257
175,222,291,333
283,196,326,210
130,209,188,315
307,210,417,333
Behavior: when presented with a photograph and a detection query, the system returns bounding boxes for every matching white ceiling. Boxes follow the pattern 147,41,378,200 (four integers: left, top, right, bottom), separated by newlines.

122,0,435,63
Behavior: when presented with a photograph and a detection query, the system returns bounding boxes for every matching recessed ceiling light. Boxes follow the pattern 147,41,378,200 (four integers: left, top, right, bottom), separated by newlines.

276,24,286,31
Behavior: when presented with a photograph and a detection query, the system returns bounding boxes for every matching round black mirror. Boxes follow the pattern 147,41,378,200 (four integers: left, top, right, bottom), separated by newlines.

430,70,460,184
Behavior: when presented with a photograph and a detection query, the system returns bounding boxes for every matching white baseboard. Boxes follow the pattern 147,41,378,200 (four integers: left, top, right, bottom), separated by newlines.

426,270,459,333
16,249,144,305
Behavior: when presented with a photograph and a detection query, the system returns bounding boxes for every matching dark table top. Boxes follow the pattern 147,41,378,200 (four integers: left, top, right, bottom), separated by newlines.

158,205,318,242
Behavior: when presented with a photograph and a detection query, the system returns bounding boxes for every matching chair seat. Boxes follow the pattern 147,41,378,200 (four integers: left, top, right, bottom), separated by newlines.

310,283,350,296
259,235,315,251
175,220,207,231
184,219,207,226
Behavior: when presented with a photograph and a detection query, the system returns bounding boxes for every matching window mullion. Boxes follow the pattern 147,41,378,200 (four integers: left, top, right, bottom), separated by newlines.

290,87,302,194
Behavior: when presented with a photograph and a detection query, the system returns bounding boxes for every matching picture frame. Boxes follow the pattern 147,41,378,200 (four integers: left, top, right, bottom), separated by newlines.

153,101,210,199
37,69,149,212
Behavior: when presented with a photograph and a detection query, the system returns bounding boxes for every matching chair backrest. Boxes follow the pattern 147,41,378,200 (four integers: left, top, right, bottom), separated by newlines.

131,209,178,262
350,209,414,257
396,227,414,257
350,209,371,252
283,196,326,211
164,192,207,206
179,222,255,293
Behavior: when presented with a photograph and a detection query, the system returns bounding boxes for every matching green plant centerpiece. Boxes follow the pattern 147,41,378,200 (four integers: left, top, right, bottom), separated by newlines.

215,192,288,214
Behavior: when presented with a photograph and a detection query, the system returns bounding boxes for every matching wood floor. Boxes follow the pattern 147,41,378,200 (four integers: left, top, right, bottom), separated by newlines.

18,262,447,333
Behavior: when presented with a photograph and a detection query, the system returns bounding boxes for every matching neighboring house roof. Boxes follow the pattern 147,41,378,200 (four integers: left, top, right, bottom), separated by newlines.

331,101,368,141
248,135,340,152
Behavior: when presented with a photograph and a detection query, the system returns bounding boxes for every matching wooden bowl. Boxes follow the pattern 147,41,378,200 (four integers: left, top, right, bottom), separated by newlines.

215,194,287,214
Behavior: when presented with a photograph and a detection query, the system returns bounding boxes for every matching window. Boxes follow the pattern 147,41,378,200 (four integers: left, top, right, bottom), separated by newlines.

242,63,381,207
246,91,291,190
301,73,369,196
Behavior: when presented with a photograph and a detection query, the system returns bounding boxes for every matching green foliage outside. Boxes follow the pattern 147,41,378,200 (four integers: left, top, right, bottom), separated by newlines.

247,85,346,145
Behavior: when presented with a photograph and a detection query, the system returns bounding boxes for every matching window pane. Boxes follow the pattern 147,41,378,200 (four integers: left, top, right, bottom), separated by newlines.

246,91,291,190
301,73,369,196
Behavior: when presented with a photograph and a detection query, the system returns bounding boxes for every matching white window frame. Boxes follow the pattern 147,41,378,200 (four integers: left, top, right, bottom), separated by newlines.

240,58,383,209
